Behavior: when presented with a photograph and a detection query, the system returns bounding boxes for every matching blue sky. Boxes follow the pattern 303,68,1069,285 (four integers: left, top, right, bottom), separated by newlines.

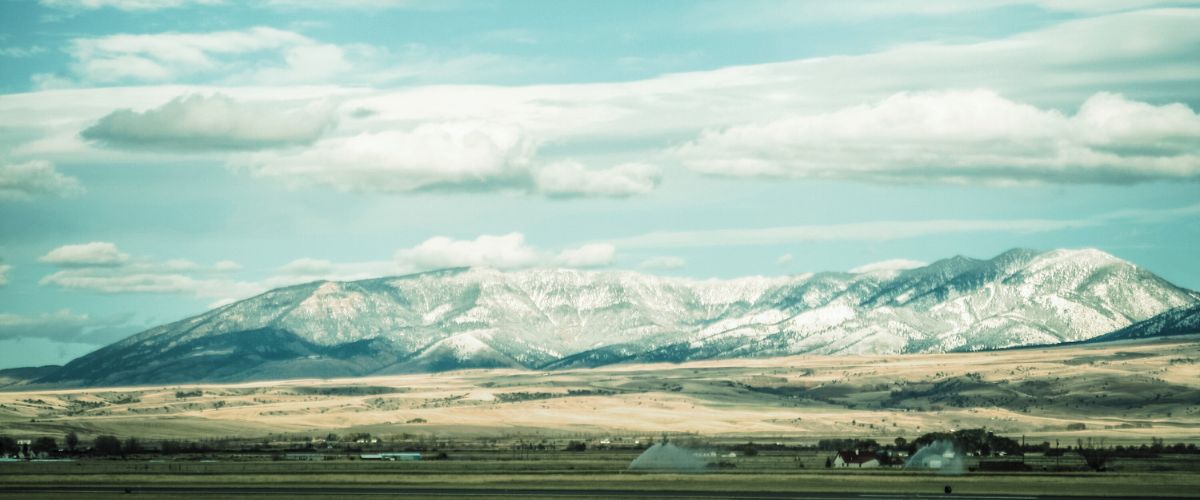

1,0,1199,368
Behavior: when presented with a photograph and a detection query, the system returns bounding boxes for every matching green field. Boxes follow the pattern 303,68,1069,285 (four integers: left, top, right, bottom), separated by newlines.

3,449,1200,498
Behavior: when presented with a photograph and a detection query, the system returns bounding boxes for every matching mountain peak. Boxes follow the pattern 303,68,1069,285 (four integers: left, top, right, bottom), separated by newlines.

33,248,1199,387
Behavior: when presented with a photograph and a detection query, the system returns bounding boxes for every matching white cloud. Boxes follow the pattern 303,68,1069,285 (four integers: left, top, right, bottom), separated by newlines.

0,46,47,58
213,260,241,272
674,90,1200,184
38,242,264,300
396,233,541,270
605,202,1200,250
81,93,336,151
776,254,794,266
0,160,84,201
39,242,129,267
40,0,223,11
608,219,1090,250
850,259,928,274
555,243,616,268
639,256,686,270
244,128,661,196
394,233,615,271
0,309,139,345
259,0,433,9
62,26,339,84
690,1,1197,29
42,0,223,10
243,121,537,192
3,9,1197,193
0,264,10,286
41,0,439,10
267,257,400,288
534,161,661,197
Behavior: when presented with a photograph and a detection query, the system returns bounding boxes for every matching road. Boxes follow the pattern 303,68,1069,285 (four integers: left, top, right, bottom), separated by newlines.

0,485,1186,499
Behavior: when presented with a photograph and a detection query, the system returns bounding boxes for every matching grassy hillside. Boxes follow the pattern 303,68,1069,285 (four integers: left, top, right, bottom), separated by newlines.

1,335,1197,444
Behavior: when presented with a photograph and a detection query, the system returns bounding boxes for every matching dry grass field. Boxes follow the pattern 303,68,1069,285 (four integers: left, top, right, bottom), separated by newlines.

2,335,1198,444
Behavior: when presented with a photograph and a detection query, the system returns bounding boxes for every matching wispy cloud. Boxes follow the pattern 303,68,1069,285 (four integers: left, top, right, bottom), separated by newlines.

605,203,1200,249
38,242,262,300
0,309,141,346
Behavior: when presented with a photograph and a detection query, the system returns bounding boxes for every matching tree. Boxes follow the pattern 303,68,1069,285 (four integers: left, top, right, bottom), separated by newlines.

65,432,79,452
93,435,122,456
123,437,142,455
824,457,833,468
0,436,17,456
894,437,907,449
32,437,58,455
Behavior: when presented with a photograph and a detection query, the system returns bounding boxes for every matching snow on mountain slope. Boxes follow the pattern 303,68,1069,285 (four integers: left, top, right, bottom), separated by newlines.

37,248,1200,386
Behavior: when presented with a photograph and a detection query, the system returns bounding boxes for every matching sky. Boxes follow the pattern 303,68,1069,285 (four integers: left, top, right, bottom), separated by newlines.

0,0,1199,369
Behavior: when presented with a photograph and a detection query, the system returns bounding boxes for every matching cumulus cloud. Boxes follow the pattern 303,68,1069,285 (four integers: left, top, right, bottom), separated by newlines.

395,233,616,271
639,256,686,270
243,121,537,192
675,90,1200,184
0,310,140,345
850,259,928,273
0,161,84,201
555,243,616,268
81,93,336,151
397,233,542,270
39,242,129,267
243,126,661,197
534,161,661,197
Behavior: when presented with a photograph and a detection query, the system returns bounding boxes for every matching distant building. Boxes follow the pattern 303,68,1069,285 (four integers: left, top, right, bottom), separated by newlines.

832,450,880,468
361,452,421,461
284,453,324,461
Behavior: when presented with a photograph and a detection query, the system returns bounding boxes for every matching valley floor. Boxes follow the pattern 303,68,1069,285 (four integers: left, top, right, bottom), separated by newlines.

1,335,1199,444
2,454,1199,498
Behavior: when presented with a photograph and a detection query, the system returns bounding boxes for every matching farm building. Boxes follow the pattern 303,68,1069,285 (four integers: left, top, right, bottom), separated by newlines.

832,450,880,468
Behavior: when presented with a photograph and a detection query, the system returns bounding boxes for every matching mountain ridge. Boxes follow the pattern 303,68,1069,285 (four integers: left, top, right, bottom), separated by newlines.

22,248,1200,387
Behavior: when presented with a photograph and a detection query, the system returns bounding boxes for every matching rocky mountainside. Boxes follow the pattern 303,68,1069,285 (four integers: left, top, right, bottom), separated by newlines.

1088,302,1200,343
33,248,1200,387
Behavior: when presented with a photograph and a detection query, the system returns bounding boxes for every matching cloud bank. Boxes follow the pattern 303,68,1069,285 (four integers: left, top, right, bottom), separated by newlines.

674,90,1200,184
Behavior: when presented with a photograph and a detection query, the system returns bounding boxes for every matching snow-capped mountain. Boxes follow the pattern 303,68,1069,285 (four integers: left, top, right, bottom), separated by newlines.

38,248,1200,386
1088,302,1200,343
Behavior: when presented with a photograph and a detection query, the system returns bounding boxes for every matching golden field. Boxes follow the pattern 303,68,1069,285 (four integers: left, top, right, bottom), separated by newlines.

2,335,1197,444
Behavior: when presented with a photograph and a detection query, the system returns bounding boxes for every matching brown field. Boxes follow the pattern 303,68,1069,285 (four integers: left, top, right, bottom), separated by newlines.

2,335,1198,445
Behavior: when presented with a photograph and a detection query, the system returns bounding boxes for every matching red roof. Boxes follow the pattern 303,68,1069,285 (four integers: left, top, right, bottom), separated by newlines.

836,450,880,464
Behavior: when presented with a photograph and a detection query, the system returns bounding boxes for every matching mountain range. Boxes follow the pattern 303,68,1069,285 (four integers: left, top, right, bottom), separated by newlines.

20,248,1200,387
